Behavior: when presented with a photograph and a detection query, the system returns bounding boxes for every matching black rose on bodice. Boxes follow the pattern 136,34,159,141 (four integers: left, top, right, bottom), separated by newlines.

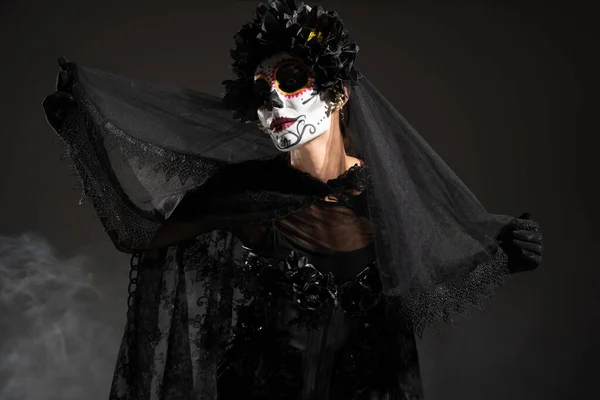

283,251,337,310
337,262,382,314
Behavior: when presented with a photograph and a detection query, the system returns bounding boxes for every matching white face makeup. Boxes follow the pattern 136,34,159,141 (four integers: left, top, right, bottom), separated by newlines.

254,52,333,151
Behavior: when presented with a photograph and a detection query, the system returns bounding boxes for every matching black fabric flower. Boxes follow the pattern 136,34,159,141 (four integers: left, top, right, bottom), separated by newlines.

284,251,337,310
338,262,382,314
222,0,361,121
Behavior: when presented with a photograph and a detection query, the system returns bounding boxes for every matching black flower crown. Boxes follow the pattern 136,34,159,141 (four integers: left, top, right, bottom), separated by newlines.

222,0,362,121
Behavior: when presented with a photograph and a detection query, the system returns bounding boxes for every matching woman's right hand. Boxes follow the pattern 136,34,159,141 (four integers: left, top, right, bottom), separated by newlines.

43,56,77,130
55,56,76,93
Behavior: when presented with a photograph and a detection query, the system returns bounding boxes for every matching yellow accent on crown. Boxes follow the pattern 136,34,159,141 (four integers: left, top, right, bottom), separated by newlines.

307,29,323,42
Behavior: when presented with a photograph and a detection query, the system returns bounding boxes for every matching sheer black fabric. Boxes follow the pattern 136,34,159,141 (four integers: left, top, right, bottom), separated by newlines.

343,79,522,334
43,64,281,251
42,61,539,398
110,231,238,399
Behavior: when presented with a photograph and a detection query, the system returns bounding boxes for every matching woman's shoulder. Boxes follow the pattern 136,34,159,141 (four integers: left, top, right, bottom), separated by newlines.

346,156,364,168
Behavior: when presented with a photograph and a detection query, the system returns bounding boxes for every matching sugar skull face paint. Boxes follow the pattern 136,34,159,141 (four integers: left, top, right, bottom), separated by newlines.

254,52,333,151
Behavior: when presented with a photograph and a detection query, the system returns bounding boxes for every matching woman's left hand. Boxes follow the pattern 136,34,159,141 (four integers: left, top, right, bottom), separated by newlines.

504,212,543,273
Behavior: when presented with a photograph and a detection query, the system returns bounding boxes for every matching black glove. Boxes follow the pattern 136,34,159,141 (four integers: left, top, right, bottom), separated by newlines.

501,212,543,273
42,56,77,131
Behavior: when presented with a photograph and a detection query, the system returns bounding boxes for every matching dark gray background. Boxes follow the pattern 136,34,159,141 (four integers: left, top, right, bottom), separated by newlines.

1,1,597,399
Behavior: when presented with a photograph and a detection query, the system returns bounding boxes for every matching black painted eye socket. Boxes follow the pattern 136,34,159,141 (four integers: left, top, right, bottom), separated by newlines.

253,77,271,106
275,62,310,93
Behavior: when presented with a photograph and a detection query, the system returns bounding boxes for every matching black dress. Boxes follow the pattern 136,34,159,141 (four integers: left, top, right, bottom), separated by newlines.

109,165,424,400
218,183,424,399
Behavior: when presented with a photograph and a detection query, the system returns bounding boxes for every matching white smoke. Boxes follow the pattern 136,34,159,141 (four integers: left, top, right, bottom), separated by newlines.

0,234,126,400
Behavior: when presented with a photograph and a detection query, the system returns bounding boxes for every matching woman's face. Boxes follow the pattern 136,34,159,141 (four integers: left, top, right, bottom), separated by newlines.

254,52,333,151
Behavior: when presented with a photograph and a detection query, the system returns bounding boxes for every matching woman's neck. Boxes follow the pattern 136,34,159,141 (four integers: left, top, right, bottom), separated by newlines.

288,120,357,183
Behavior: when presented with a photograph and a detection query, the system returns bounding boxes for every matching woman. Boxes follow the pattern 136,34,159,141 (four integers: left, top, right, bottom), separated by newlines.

42,1,543,399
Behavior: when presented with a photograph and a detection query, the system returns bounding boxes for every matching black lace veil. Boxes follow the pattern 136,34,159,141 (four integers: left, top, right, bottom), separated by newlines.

43,60,521,336
44,64,281,250
345,78,516,333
